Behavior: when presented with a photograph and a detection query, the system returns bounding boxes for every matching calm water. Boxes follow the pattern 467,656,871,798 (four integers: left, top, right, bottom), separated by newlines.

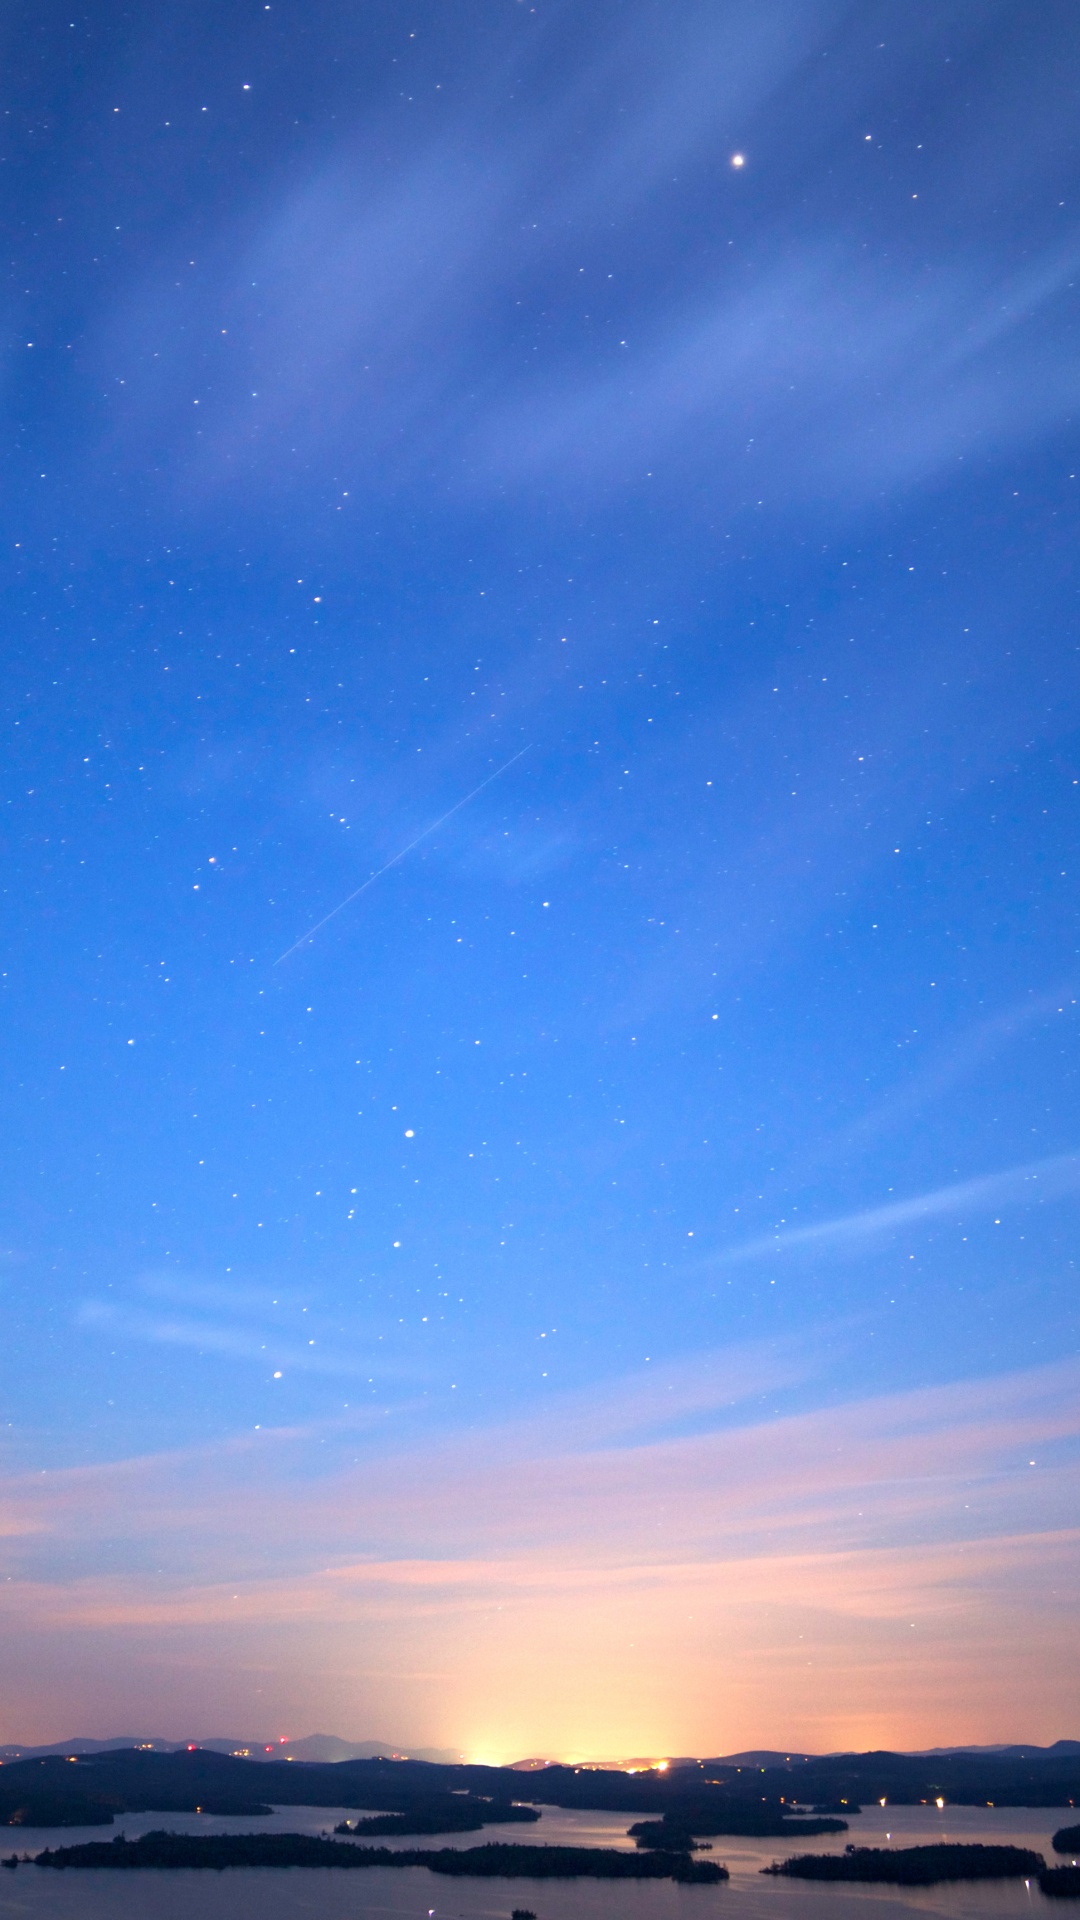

0,1800,1074,1920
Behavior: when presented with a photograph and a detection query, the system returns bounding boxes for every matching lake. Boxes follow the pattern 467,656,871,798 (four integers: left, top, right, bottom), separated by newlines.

0,1799,1074,1920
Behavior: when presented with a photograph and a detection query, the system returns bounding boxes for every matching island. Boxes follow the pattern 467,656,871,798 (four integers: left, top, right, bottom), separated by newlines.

1,1798,114,1830
762,1843,1046,1885
630,1810,846,1847
1055,1826,1080,1855
1041,1867,1080,1898
28,1831,728,1880
334,1805,539,1837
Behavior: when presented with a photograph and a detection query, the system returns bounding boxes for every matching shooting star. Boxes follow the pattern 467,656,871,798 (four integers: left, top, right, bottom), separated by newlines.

275,746,530,965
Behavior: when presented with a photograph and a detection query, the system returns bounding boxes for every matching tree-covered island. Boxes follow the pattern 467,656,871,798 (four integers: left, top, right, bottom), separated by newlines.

763,1843,1046,1884
1041,1866,1080,1897
29,1831,727,1880
334,1803,538,1836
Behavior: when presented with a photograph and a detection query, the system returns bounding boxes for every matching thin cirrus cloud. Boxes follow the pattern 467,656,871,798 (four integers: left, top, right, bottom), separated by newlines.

91,0,832,478
790,986,1080,1182
473,240,1080,504
0,1351,1077,1751
6,1351,1079,1570
529,0,841,230
79,1,1080,519
710,1146,1080,1267
77,1289,423,1384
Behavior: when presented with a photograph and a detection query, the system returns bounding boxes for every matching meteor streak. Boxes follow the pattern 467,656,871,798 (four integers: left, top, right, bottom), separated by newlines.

275,747,530,965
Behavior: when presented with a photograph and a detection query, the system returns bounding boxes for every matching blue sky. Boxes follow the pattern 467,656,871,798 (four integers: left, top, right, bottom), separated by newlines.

1,0,1078,1753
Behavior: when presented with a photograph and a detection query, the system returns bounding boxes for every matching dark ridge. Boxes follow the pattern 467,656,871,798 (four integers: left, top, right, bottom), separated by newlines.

0,1751,534,1829
705,1748,1080,1810
29,1831,727,1880
2,1745,1078,1830
0,1738,462,1766
763,1843,1046,1885
916,1743,1080,1761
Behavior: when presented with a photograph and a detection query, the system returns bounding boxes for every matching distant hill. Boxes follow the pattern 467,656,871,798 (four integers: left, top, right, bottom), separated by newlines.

0,1734,463,1765
1,1734,1075,1772
705,1743,1080,1766
912,1742,1080,1760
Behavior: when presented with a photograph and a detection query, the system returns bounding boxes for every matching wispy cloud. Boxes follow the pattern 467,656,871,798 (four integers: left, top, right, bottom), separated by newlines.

710,1148,1080,1266
474,233,1080,505
77,1,1080,523
77,1293,424,1384
788,987,1080,1181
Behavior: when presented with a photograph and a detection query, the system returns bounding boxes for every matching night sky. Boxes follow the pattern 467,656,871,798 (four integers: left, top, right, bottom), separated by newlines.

2,0,1079,1758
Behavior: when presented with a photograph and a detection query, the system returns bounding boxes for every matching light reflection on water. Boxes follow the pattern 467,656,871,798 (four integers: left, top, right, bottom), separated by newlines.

0,1800,1072,1920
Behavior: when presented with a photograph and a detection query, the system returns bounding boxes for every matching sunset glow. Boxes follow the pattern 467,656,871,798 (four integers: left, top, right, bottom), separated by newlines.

1,0,1077,1760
